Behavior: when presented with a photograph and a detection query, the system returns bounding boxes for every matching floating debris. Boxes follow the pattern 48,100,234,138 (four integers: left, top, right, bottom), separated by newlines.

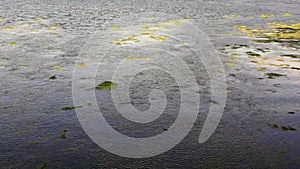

62,106,82,111
288,112,295,115
96,81,118,90
281,126,296,131
49,75,57,80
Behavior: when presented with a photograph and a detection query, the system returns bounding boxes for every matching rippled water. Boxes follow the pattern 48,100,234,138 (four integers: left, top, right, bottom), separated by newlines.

0,0,299,168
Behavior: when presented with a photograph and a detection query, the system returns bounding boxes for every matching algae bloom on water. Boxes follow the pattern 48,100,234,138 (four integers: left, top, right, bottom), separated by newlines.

96,81,118,90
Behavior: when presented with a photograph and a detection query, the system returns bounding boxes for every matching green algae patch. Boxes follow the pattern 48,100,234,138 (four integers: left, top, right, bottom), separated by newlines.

258,67,267,71
96,81,118,90
266,73,286,79
61,130,68,139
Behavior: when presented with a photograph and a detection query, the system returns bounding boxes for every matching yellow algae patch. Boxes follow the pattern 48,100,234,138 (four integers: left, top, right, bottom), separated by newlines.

269,23,300,30
236,22,300,40
55,66,65,72
112,25,123,31
276,58,285,62
260,14,272,18
141,25,171,31
0,17,4,21
159,18,192,25
231,53,241,60
20,23,32,27
257,67,267,71
149,35,167,41
77,63,87,68
282,13,292,17
125,57,153,61
29,28,42,33
49,25,60,30
2,26,15,31
37,18,47,23
140,31,156,35
225,62,236,68
113,34,141,46
9,42,17,46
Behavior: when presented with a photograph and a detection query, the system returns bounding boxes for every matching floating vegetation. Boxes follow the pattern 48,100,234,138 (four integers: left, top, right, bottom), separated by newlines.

149,35,167,41
49,75,57,80
77,63,87,68
48,25,60,30
269,123,279,129
246,51,261,57
27,142,40,146
160,18,192,25
266,73,287,79
282,13,292,17
281,54,300,58
256,48,269,53
0,57,9,60
96,81,118,90
235,22,300,48
257,67,267,71
61,130,68,139
276,58,285,62
54,66,65,72
125,57,152,61
37,163,47,169
112,25,123,31
142,25,171,30
9,42,17,46
61,147,79,154
231,53,241,60
113,34,141,46
288,111,295,115
225,62,236,68
2,27,15,31
260,14,272,18
228,44,249,49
